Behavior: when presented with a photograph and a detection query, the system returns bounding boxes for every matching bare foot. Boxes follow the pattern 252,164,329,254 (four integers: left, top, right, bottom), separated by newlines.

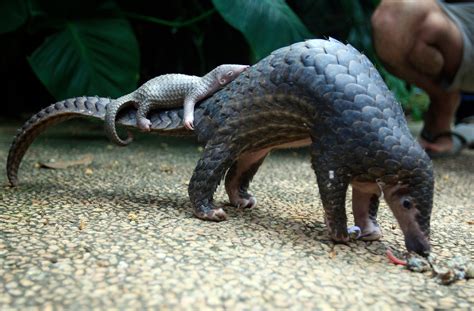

420,91,460,155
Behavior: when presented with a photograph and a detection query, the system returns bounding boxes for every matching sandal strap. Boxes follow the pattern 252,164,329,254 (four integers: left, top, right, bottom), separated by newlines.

420,128,436,143
420,129,468,146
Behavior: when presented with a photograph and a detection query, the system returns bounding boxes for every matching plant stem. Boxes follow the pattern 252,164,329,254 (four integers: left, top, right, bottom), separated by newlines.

124,8,216,28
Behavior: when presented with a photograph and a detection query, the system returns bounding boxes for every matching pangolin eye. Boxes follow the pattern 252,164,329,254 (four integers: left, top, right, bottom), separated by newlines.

227,71,234,76
402,199,412,209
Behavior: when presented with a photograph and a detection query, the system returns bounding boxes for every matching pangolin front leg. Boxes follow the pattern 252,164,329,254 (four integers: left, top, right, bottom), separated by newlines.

351,188,382,241
182,93,201,130
225,149,269,209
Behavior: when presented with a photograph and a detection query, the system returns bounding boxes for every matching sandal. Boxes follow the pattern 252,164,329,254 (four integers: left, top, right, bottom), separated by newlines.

420,128,467,158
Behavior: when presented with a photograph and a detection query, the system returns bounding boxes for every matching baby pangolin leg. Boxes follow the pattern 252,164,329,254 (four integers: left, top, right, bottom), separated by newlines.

183,97,198,130
136,99,154,132
351,187,382,241
225,149,269,208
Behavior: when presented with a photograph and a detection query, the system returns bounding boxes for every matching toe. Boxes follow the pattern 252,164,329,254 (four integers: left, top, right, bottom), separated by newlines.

211,208,228,221
231,195,257,209
245,197,257,209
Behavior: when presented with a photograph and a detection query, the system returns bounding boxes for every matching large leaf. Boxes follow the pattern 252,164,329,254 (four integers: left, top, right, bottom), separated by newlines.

0,0,27,33
28,0,113,19
26,0,118,32
28,17,139,100
212,0,312,60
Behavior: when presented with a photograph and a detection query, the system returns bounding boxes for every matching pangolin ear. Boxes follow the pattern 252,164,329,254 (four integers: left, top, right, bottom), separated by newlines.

219,78,226,85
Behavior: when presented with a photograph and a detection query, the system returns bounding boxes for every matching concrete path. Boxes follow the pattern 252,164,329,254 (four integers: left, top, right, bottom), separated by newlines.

0,121,473,309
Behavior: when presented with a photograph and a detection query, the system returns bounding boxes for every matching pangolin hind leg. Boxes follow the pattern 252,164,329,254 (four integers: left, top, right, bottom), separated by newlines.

224,149,269,209
311,150,350,243
136,99,154,132
188,139,237,221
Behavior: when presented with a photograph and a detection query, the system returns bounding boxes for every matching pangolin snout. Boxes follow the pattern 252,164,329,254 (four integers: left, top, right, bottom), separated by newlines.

405,234,431,257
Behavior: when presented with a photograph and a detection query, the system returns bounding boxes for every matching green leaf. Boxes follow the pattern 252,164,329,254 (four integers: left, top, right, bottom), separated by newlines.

212,0,312,60
0,0,28,33
26,0,119,33
28,0,117,20
28,18,139,100
379,67,410,101
378,66,428,120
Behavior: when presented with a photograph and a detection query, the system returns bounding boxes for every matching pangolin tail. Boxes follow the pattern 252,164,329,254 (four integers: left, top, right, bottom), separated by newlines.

6,96,191,186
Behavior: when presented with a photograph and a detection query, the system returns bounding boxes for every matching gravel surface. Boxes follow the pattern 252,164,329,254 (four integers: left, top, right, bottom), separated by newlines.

0,121,473,310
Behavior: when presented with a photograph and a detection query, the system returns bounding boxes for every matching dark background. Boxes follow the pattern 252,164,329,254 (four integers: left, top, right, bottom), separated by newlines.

0,0,430,120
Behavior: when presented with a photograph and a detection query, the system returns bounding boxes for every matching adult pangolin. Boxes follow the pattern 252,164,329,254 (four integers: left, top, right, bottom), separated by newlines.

6,38,434,256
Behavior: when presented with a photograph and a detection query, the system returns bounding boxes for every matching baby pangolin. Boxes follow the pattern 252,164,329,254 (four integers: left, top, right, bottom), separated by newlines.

105,64,249,145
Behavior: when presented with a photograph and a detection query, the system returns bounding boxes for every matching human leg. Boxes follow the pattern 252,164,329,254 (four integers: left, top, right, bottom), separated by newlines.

372,0,464,154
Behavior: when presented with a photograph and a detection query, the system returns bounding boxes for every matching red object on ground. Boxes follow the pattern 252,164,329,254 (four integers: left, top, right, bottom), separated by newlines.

386,249,407,266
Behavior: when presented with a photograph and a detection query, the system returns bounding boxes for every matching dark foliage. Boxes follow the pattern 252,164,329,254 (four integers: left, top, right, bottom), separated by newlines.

0,0,426,119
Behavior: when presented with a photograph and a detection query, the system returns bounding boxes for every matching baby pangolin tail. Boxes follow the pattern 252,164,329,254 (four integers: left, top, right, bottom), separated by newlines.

104,93,135,146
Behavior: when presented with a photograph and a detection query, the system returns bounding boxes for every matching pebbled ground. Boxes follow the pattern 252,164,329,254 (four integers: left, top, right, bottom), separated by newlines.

0,120,473,310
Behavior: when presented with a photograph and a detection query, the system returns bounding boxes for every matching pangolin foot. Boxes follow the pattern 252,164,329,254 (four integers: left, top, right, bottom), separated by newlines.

230,192,257,209
184,120,194,131
330,230,350,244
194,205,228,222
358,226,383,241
137,118,152,132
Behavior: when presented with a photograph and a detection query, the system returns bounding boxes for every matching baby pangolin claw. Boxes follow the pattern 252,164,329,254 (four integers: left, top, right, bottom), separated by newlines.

184,119,194,130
